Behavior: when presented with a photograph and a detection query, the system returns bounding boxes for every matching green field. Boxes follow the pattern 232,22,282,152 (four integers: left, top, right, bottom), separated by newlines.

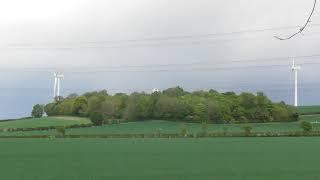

1,115,320,136
298,105,320,114
0,115,320,135
0,109,319,179
0,116,90,129
63,116,320,135
0,105,317,134
0,138,320,180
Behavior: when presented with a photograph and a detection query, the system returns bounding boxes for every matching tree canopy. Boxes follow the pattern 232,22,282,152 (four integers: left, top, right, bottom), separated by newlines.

42,87,298,124
31,104,44,118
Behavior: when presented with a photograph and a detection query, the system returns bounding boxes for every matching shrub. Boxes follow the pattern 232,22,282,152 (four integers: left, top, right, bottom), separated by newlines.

31,104,44,118
90,112,104,126
56,126,66,137
156,128,162,137
180,124,187,136
201,122,209,134
222,126,228,135
104,119,112,125
242,124,253,135
300,121,312,133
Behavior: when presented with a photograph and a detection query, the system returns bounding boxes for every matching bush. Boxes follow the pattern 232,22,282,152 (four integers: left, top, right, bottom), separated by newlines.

243,124,253,135
105,119,113,125
90,112,104,126
300,121,312,133
31,104,44,118
201,122,208,134
156,128,162,137
56,126,66,137
222,126,228,135
180,124,187,136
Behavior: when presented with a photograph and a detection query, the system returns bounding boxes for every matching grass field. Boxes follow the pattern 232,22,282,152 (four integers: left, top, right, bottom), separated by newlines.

0,116,90,129
0,114,320,136
0,138,320,180
298,105,320,114
0,105,316,131
0,109,319,179
65,117,320,135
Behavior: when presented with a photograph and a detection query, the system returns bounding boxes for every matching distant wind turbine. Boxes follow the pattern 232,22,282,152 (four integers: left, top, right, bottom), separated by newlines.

53,72,64,100
291,59,301,107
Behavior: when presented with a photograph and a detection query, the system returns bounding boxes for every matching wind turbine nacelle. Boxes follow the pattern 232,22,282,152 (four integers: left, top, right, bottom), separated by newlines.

56,74,64,78
292,66,301,71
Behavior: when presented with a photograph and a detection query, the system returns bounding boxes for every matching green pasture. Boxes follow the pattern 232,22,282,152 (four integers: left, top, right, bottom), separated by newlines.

298,105,320,114
1,114,320,136
0,116,90,129
0,138,320,180
65,118,320,135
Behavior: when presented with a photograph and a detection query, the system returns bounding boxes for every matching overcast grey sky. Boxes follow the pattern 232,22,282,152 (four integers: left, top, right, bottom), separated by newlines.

0,0,319,118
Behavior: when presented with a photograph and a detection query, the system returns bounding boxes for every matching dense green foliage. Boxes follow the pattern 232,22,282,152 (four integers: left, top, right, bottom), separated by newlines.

1,138,320,180
31,104,44,118
243,124,253,135
56,126,66,136
89,112,104,126
43,87,298,124
300,121,312,133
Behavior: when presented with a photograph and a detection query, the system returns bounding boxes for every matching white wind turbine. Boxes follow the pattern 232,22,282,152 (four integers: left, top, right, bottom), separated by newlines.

291,59,301,107
53,72,64,100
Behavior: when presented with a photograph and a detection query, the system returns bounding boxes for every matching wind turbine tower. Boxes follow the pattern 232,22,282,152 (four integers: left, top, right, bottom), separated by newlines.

53,72,64,100
291,59,301,107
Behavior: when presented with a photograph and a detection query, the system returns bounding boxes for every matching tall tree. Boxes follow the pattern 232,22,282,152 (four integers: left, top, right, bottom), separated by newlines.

31,104,44,118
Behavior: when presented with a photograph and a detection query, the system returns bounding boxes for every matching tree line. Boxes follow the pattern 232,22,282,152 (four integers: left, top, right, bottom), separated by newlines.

41,87,299,125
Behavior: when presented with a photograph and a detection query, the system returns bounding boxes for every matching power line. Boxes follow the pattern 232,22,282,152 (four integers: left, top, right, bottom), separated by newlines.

5,23,320,49
274,0,317,40
53,62,320,73
3,29,320,51
63,53,320,70
2,82,319,92
1,53,320,73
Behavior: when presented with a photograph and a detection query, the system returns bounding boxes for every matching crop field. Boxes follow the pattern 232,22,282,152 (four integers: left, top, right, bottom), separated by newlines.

0,116,90,129
301,114,320,122
298,105,320,115
67,114,320,135
0,111,319,179
0,115,320,136
62,117,320,135
0,138,320,180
